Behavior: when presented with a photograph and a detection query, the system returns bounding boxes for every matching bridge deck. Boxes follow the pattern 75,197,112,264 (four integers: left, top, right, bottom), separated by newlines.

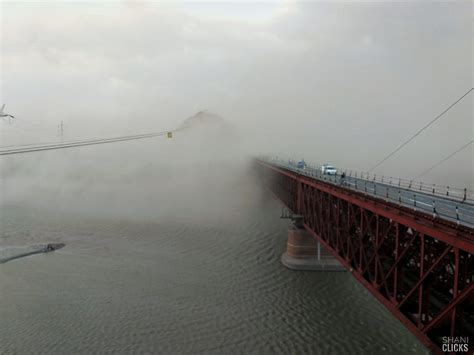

264,158,474,228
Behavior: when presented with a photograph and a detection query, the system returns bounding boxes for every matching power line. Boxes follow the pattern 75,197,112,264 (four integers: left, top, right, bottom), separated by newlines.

0,130,158,150
369,87,473,172
0,131,162,150
0,130,174,156
414,140,474,179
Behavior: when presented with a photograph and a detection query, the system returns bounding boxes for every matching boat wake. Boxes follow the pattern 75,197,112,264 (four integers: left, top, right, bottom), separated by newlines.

0,243,65,264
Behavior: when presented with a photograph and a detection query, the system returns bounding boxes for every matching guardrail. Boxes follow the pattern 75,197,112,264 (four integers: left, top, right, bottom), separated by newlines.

261,156,473,204
259,156,474,228
340,169,473,204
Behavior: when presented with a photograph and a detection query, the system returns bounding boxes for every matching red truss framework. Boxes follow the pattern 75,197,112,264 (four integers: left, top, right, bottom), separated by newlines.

257,160,473,354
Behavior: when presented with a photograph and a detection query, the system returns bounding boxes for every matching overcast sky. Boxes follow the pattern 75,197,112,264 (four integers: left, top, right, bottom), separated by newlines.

1,0,473,187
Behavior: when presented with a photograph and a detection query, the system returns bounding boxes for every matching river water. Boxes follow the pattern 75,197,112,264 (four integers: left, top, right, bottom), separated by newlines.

0,191,428,354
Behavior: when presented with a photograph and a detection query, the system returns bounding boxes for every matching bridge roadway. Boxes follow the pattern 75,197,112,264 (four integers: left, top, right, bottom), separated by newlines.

263,158,474,228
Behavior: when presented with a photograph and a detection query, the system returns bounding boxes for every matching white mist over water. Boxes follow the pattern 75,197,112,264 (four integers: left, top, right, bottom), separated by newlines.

1,111,260,224
1,1,472,189
0,111,427,354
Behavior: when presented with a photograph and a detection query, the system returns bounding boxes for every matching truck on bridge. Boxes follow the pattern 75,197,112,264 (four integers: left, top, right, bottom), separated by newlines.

296,159,307,170
321,164,337,175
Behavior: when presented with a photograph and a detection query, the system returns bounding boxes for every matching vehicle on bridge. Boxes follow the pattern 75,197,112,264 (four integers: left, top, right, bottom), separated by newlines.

321,164,337,175
296,159,307,170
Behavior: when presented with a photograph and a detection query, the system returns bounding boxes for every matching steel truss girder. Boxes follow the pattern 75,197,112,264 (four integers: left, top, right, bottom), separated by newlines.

257,160,474,354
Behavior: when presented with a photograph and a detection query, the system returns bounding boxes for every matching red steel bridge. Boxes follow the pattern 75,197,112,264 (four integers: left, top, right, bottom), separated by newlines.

257,158,473,354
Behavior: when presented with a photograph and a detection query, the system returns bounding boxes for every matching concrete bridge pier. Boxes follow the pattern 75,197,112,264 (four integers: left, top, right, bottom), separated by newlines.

281,227,345,271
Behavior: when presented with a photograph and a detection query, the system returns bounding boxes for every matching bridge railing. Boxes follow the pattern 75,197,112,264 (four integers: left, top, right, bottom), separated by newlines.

260,156,473,204
340,169,473,204
258,156,474,227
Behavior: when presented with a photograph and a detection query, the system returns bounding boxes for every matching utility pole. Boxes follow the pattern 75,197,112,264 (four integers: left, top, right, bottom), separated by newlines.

58,120,64,142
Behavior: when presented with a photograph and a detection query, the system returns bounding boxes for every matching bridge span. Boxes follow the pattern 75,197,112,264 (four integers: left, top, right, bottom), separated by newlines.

256,158,473,354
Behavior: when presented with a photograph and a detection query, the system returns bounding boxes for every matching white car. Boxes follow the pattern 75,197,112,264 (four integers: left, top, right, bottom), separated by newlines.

321,164,337,175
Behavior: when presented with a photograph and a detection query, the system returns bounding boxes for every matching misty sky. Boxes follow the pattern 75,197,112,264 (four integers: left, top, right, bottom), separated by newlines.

1,0,473,188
